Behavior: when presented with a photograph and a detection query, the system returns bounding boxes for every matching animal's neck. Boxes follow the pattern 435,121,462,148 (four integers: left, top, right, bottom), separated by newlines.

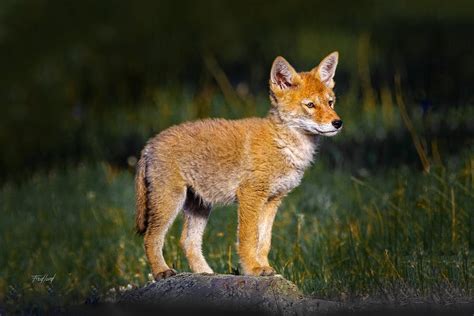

267,110,320,170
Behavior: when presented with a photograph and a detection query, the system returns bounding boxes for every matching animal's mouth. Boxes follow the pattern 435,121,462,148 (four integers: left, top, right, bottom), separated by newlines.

311,127,341,136
293,119,342,136
316,129,338,134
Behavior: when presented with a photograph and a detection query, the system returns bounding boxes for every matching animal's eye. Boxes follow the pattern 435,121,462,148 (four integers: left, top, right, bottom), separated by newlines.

306,102,315,108
328,100,334,107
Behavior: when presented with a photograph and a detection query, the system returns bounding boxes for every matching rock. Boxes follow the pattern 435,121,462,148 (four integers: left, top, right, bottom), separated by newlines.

117,273,340,315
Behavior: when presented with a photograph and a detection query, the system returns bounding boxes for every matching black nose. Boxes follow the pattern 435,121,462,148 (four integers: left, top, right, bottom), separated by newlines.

332,119,343,129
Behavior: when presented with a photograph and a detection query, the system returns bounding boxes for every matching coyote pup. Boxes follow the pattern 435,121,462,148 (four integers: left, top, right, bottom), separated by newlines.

136,52,343,279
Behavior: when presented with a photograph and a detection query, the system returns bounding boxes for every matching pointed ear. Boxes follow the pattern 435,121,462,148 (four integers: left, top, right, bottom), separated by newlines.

312,51,339,88
270,56,300,90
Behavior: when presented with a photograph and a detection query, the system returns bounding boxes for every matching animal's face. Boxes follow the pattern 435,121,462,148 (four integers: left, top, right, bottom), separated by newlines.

269,52,343,136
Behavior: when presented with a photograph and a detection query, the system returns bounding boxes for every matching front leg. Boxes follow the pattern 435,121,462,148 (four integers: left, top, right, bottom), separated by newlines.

237,187,272,276
256,195,283,270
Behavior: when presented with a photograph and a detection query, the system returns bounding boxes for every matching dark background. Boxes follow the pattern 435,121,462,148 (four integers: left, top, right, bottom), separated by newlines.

1,0,473,181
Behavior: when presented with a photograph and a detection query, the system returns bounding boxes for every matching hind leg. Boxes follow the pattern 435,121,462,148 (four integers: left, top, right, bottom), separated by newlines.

180,196,213,274
144,184,186,280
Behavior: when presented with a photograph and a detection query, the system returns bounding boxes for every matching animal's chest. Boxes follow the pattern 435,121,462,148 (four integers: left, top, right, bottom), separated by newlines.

268,133,317,196
269,168,305,196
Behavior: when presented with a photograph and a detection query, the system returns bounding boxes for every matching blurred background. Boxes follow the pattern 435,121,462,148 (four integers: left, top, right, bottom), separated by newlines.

0,0,473,312
1,0,473,179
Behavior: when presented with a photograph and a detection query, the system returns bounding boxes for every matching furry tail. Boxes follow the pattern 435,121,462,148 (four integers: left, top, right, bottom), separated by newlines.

135,156,148,235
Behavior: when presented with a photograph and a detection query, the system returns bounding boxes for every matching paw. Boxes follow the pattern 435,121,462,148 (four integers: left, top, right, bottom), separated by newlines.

199,271,215,276
154,269,177,280
251,266,276,276
191,264,214,275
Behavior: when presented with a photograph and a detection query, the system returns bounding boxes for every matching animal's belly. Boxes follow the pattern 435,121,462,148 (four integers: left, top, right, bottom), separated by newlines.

184,170,240,206
196,184,237,205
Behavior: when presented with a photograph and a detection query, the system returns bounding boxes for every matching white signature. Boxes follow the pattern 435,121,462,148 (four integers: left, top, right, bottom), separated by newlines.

31,274,56,284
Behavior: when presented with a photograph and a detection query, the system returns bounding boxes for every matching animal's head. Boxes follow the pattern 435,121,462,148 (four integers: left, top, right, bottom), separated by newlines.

269,52,342,136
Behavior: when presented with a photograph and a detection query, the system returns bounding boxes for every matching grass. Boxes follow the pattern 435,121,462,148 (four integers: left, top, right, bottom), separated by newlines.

0,154,472,312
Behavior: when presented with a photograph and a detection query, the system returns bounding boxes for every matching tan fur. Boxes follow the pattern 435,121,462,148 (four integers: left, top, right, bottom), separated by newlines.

135,52,342,279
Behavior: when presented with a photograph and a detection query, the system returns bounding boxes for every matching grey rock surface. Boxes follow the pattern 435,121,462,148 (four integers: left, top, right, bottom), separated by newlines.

118,273,340,315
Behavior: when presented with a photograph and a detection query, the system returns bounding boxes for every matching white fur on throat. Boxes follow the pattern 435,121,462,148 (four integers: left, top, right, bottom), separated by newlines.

271,128,319,196
275,127,318,169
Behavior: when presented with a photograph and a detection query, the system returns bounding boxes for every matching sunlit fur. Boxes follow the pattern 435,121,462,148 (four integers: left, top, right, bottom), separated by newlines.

135,52,342,279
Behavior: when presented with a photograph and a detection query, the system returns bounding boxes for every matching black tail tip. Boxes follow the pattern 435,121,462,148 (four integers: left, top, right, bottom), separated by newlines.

135,225,146,236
